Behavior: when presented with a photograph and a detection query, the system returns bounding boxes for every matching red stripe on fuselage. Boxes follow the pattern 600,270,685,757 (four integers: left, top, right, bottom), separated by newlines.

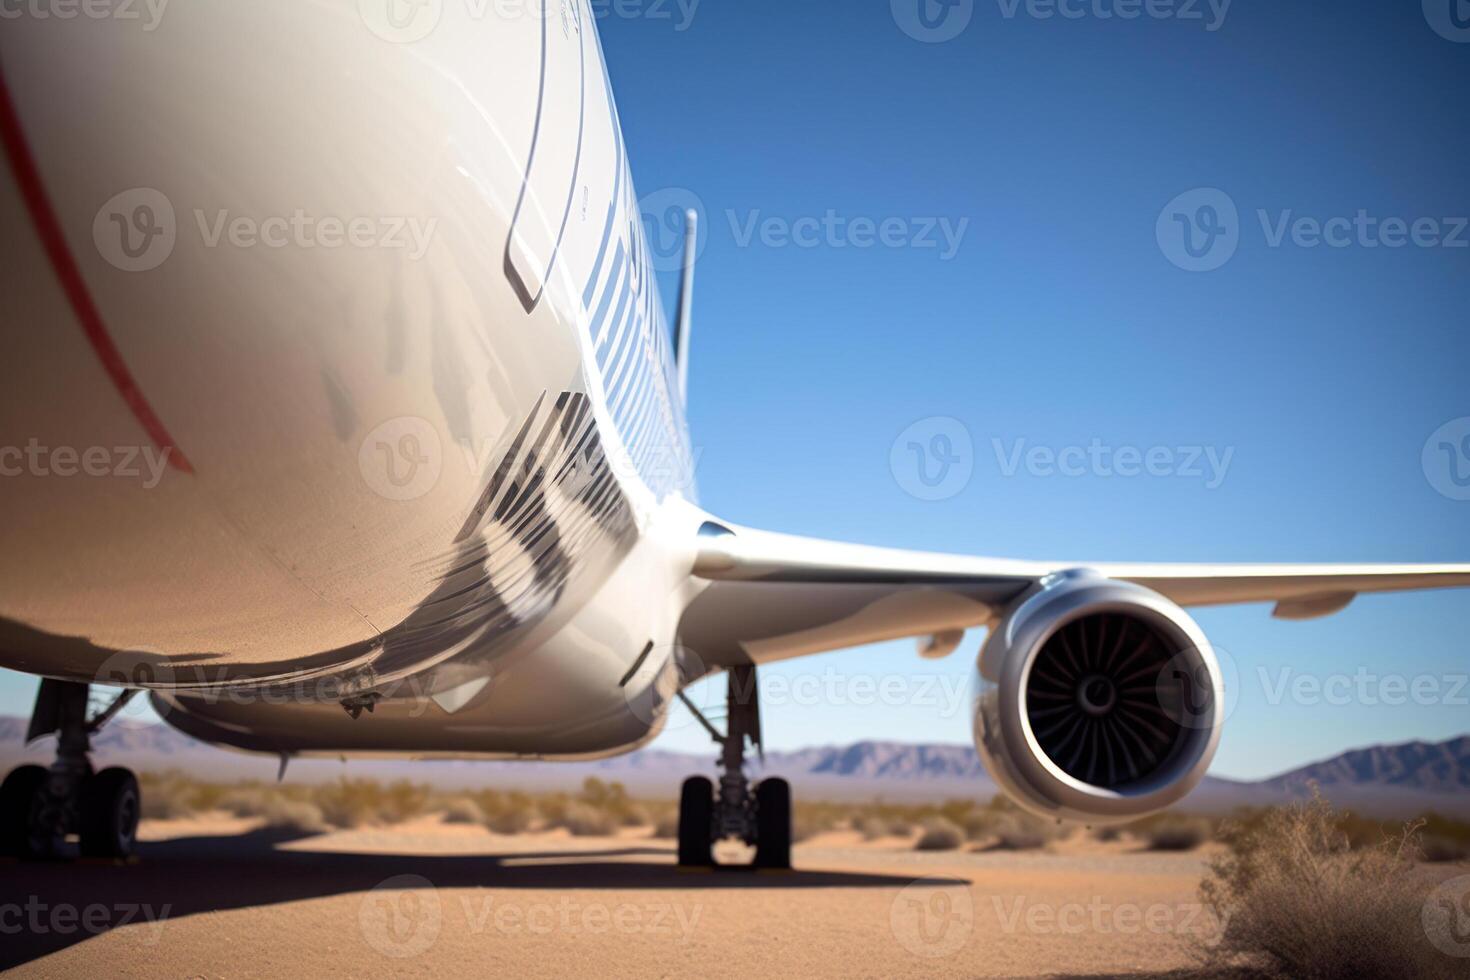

0,64,193,475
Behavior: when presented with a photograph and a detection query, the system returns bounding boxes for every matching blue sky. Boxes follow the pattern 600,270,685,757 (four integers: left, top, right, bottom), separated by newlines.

3,1,1466,781
601,0,1470,778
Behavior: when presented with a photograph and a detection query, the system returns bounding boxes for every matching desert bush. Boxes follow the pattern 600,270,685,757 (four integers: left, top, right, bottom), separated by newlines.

789,815,819,843
989,814,1061,851
857,816,890,840
1198,790,1455,979
186,781,230,812
792,810,840,843
652,811,679,839
261,798,327,834
488,804,537,834
314,778,387,828
1419,835,1469,863
440,797,486,826
1416,812,1470,862
1144,816,1213,852
961,809,995,843
915,817,964,851
573,777,646,826
1092,825,1124,843
138,773,203,819
479,791,539,834
557,802,617,837
377,780,432,823
219,788,273,819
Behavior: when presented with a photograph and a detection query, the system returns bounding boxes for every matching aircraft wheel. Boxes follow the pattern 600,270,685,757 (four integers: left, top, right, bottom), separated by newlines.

753,777,791,870
677,775,714,868
79,768,140,859
0,764,53,859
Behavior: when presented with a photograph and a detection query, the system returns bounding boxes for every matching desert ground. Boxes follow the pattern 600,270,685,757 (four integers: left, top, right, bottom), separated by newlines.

0,816,1230,979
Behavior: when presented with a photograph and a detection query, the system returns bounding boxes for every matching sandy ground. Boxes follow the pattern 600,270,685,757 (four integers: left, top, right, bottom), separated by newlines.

0,816,1229,979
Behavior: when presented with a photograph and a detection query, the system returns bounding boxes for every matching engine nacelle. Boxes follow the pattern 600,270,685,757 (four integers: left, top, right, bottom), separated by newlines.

974,570,1224,825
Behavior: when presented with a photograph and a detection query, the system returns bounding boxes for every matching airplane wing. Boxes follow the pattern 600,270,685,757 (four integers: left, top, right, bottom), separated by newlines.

677,521,1470,668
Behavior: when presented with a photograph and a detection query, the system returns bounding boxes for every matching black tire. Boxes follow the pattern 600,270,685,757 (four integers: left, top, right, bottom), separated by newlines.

753,777,791,870
677,775,714,868
0,765,49,859
79,767,140,859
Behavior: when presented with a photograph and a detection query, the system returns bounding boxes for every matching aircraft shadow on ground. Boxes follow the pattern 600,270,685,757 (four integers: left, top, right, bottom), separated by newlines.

0,829,943,969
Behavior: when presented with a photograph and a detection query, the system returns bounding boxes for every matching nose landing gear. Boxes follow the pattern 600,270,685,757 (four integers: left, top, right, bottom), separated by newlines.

675,664,791,871
0,680,141,861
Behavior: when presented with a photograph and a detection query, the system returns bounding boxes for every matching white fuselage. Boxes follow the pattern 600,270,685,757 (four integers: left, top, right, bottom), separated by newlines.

0,1,707,758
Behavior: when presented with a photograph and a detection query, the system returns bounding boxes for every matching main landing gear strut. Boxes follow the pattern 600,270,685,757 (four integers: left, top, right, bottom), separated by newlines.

1,680,142,860
676,664,791,871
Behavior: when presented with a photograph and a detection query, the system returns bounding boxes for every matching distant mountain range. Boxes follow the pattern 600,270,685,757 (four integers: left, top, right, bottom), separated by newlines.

3,716,1467,817
1260,736,1470,794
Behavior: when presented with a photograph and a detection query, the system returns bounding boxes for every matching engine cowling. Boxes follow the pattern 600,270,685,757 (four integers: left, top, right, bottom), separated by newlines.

974,570,1224,825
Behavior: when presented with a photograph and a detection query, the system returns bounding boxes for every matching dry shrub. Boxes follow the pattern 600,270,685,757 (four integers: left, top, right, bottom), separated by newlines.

558,802,617,837
315,778,386,828
1419,836,1469,864
989,814,1061,851
793,811,836,843
1199,791,1455,979
577,777,646,826
220,788,273,819
915,817,964,851
138,773,203,820
481,791,539,834
652,811,679,839
962,796,1062,850
1092,825,1124,843
489,805,537,834
440,797,486,826
1145,816,1213,852
261,798,327,834
962,810,995,843
377,780,431,824
857,816,890,841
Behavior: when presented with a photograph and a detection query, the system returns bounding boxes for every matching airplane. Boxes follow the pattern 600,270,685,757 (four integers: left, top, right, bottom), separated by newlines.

1,1,1467,869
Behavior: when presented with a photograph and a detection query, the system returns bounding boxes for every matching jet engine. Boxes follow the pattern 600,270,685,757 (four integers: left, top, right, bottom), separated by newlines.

974,570,1224,825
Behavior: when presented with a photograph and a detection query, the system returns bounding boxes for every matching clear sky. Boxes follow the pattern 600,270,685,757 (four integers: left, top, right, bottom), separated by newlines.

597,0,1470,779
3,1,1466,782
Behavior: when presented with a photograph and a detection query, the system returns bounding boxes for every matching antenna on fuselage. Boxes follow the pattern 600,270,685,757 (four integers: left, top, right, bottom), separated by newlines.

674,209,698,404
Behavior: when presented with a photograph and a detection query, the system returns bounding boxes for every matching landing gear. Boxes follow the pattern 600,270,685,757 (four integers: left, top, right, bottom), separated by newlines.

79,768,141,858
0,680,141,861
753,776,791,870
0,765,49,858
677,775,714,868
675,664,792,871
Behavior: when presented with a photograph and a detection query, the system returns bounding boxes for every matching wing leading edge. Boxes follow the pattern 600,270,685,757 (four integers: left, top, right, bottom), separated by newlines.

677,521,1470,668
